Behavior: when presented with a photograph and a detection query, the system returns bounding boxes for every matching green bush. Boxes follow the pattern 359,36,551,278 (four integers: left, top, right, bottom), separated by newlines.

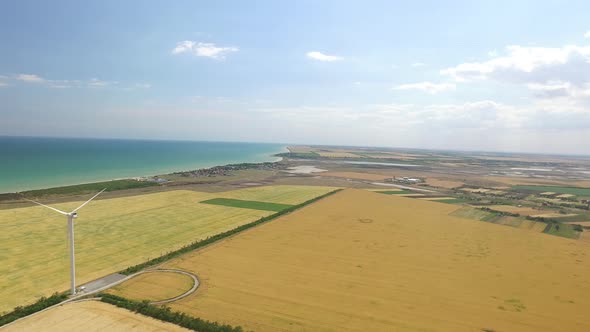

100,293,242,332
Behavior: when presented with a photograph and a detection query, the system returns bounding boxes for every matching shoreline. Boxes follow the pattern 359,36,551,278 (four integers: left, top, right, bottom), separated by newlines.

1,147,288,195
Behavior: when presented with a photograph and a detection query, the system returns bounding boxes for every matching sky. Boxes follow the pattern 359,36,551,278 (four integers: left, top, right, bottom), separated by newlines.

1,0,590,155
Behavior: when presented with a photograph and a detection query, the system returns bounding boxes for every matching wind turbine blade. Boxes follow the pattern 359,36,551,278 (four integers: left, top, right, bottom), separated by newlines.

70,188,106,213
24,198,69,215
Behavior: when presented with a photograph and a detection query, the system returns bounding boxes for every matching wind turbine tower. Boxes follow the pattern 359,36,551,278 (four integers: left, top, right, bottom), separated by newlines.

25,189,106,295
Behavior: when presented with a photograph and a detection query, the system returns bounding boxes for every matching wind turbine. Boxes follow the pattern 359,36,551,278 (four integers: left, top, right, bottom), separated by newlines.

24,189,106,295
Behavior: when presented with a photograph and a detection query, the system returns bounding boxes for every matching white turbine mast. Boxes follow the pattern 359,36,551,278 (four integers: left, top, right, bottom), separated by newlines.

24,188,106,295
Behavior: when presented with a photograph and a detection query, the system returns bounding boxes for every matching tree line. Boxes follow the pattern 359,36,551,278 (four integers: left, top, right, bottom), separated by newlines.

100,293,243,332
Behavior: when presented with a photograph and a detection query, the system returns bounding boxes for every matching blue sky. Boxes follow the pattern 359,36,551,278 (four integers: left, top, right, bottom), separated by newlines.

1,0,590,154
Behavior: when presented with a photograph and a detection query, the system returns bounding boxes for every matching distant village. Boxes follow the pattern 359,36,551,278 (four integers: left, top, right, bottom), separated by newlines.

168,162,282,178
386,176,423,184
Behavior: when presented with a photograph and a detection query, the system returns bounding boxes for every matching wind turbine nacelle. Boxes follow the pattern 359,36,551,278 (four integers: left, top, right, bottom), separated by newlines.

71,213,78,218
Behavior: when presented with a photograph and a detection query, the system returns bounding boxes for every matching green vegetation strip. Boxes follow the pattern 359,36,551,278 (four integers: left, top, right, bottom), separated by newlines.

435,198,470,204
543,223,581,239
201,198,293,212
100,293,243,332
0,179,158,201
0,293,68,326
121,189,342,275
512,185,590,196
377,190,415,195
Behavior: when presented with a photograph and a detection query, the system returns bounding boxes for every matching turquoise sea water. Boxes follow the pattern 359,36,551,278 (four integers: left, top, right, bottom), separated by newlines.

0,137,286,193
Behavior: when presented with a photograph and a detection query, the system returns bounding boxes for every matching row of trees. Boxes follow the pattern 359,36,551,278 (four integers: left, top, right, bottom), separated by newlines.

100,293,243,332
0,292,68,327
122,189,342,275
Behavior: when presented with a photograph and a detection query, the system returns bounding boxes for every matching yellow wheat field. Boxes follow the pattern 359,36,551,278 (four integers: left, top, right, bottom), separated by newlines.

216,185,335,205
488,204,546,216
425,178,465,189
107,271,194,302
531,213,578,219
157,189,590,332
0,185,332,313
565,221,590,226
3,300,188,331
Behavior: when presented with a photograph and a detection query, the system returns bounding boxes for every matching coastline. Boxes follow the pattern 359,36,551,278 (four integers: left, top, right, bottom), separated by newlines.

0,138,288,194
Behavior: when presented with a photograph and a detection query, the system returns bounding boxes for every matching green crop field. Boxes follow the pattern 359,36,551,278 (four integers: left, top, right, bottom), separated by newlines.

434,198,471,204
377,189,415,195
512,185,590,196
0,179,159,202
544,223,581,239
0,185,334,314
450,206,498,221
201,198,293,212
217,185,336,205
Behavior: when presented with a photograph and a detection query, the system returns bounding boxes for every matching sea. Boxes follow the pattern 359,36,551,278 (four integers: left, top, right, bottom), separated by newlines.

0,136,286,193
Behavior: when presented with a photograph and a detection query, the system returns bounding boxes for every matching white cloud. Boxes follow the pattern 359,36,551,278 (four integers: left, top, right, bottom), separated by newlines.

88,78,115,87
16,74,45,82
393,82,456,94
411,62,426,67
441,45,590,85
306,51,343,62
172,40,195,54
527,81,571,98
4,73,148,90
172,41,238,59
585,31,590,38
527,81,590,100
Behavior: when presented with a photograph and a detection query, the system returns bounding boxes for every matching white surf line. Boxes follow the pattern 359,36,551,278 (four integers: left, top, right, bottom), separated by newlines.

0,269,199,330
371,182,437,193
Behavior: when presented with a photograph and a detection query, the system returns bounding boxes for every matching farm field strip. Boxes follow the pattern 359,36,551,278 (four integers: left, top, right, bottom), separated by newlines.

316,151,360,158
216,185,336,205
512,185,590,196
153,189,590,332
565,221,590,226
420,197,457,201
531,213,578,218
200,198,293,212
420,197,471,204
376,190,415,195
488,205,546,216
107,271,195,302
2,300,190,331
318,171,391,181
0,185,332,313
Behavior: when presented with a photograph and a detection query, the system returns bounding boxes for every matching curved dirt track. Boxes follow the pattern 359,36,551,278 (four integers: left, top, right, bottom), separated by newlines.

137,269,200,305
0,268,199,330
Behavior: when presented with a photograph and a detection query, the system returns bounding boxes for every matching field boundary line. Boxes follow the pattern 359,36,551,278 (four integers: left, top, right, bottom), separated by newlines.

1,189,341,329
0,268,197,330
120,188,343,274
